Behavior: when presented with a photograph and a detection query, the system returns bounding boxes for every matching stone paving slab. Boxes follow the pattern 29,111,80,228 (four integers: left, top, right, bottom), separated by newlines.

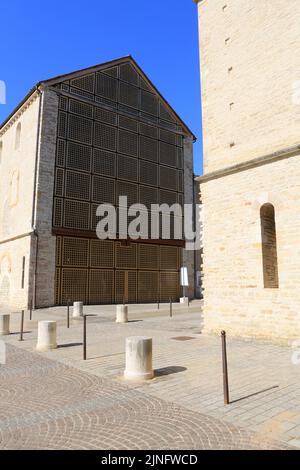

1,301,300,449
0,344,292,450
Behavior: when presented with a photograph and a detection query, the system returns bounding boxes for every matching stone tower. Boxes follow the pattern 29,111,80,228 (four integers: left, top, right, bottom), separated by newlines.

195,0,300,343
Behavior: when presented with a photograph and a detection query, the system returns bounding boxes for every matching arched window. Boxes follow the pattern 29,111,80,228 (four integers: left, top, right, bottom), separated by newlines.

260,203,279,288
15,122,21,150
0,141,2,164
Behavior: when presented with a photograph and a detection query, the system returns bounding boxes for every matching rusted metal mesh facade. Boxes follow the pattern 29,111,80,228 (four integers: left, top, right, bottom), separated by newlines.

53,61,185,304
55,237,181,304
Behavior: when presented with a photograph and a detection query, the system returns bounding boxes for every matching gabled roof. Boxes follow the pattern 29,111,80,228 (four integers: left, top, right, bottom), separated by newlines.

0,56,196,140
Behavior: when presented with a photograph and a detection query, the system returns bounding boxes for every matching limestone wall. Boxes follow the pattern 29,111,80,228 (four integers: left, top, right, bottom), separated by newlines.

197,0,300,174
34,88,58,308
201,154,300,344
0,94,41,310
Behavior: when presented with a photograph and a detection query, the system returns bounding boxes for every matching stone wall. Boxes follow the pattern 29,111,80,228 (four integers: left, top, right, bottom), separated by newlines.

197,0,300,173
200,154,300,344
34,88,58,308
0,93,41,310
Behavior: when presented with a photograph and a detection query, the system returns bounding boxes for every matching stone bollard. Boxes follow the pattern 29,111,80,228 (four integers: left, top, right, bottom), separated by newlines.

124,336,154,380
36,321,57,352
73,301,83,319
0,314,10,336
116,305,128,323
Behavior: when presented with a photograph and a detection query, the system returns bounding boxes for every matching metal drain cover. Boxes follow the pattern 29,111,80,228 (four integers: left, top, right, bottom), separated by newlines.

171,336,195,341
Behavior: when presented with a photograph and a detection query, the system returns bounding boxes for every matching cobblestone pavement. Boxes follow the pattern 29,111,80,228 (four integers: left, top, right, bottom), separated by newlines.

1,301,299,449
0,344,291,450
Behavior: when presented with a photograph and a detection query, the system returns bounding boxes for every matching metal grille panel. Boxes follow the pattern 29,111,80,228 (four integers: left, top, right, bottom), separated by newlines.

55,168,64,197
118,129,138,157
64,200,90,230
159,189,178,207
115,271,137,303
59,96,68,111
62,237,89,267
160,129,177,145
95,73,118,101
90,239,114,268
66,142,92,173
160,142,177,167
103,66,118,78
139,185,158,210
94,107,117,125
138,271,159,303
70,74,95,93
120,63,139,85
115,242,137,269
139,160,158,187
141,91,158,116
92,175,115,204
139,244,159,270
160,246,178,270
159,102,176,123
119,82,139,108
53,198,63,227
61,268,88,304
56,139,66,167
117,181,138,207
65,170,91,201
57,112,67,138
139,136,158,162
160,272,179,302
93,149,116,177
69,99,93,118
159,166,178,191
139,122,158,139
94,122,117,151
68,114,93,145
56,236,62,266
118,154,138,182
119,115,138,133
89,270,114,304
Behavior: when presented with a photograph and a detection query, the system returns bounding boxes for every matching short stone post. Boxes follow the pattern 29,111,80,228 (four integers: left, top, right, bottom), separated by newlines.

36,321,57,352
0,314,10,336
124,336,154,380
116,305,128,323
73,301,83,319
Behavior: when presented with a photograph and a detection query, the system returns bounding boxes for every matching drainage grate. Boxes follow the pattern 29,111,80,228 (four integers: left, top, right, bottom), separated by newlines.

171,336,195,341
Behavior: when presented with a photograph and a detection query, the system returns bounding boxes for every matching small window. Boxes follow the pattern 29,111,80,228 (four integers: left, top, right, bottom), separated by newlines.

15,122,21,150
260,203,279,288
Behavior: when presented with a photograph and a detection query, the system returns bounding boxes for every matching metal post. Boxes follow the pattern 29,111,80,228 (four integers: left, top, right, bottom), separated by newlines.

83,315,87,360
123,271,129,305
67,299,70,328
221,331,230,405
29,299,33,321
19,310,25,341
157,299,160,310
188,297,190,307
169,298,173,318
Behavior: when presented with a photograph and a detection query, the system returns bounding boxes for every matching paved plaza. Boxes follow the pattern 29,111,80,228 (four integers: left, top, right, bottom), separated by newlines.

0,301,299,450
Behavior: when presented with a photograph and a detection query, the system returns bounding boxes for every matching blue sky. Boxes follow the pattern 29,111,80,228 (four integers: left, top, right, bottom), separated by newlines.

0,0,203,175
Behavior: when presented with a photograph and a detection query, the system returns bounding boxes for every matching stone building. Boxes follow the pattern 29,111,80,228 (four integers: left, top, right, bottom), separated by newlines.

0,56,197,310
194,0,300,343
